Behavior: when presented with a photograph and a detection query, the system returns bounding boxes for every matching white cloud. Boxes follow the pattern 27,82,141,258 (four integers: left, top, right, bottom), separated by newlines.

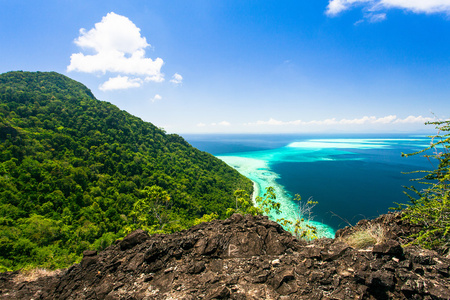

151,94,162,102
339,116,376,124
311,118,337,125
326,0,450,17
248,118,303,126
394,115,434,123
73,12,148,53
382,0,450,14
246,115,434,127
99,75,142,91
326,0,356,16
204,121,232,127
67,12,166,89
145,74,165,83
218,121,231,126
374,114,397,123
170,73,183,85
367,12,387,22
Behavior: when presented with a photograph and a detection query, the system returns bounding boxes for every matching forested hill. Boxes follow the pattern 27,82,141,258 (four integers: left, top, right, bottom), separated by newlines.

0,71,253,271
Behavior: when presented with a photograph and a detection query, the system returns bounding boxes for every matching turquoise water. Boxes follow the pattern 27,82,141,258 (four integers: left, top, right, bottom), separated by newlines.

217,154,337,238
184,134,433,238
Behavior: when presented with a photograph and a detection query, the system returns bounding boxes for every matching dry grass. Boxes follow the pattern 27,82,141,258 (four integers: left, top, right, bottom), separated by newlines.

345,223,386,249
13,268,61,283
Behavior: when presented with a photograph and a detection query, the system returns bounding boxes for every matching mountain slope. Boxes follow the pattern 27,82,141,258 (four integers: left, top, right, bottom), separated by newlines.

0,71,252,271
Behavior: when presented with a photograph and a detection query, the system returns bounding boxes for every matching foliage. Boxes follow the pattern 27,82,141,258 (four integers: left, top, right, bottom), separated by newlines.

284,194,319,240
397,120,450,254
128,185,172,233
225,189,261,217
193,212,219,226
0,71,253,270
255,187,280,215
255,187,319,241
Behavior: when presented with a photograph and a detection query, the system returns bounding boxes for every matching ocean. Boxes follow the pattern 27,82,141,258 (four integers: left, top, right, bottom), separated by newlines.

182,134,434,238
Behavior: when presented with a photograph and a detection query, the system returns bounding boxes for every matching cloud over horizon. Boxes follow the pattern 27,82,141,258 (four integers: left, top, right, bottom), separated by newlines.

326,0,450,19
67,12,166,90
191,115,436,133
246,115,435,127
197,121,231,127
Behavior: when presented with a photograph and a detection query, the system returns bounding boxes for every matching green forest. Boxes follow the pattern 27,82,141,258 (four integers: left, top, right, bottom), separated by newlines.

0,71,253,271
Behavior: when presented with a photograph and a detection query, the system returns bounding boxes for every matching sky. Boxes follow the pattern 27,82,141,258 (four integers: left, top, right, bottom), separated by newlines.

1,0,450,134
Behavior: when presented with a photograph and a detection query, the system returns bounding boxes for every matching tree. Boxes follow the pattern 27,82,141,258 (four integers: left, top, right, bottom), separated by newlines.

130,185,171,232
0,71,254,270
225,189,261,217
398,120,450,254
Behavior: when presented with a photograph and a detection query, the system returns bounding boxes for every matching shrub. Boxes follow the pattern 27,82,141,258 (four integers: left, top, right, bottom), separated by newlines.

397,120,450,254
286,195,319,240
193,212,219,225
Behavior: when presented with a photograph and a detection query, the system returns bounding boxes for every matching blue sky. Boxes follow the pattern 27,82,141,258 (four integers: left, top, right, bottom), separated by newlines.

1,0,450,133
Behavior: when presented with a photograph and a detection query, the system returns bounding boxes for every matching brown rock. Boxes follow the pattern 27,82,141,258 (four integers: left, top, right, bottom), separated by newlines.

1,213,450,300
427,284,450,300
271,267,295,289
367,270,395,288
188,261,206,274
372,239,403,257
207,285,230,299
322,242,350,261
119,229,149,250
83,250,97,257
80,256,98,268
301,245,322,258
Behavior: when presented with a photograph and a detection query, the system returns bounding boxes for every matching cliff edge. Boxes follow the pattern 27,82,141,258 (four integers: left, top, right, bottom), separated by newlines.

1,213,449,299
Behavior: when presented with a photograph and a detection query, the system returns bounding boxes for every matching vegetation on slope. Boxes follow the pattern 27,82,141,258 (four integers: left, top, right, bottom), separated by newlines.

0,71,253,271
399,120,450,254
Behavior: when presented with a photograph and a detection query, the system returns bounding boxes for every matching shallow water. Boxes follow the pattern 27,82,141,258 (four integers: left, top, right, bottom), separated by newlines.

185,134,433,238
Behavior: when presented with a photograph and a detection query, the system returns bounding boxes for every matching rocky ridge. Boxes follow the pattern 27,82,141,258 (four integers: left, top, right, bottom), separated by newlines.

0,213,449,299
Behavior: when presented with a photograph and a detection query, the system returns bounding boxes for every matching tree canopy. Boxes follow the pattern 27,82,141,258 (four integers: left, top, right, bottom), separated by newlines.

0,71,253,271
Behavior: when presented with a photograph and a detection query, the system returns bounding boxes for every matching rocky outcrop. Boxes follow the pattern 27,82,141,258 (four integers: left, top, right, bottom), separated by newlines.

1,213,449,299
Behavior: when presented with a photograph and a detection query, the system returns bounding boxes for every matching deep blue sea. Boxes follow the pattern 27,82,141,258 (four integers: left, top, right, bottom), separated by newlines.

183,134,434,238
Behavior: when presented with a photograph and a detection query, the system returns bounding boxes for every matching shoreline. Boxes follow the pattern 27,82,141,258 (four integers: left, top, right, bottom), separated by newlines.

218,154,336,238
